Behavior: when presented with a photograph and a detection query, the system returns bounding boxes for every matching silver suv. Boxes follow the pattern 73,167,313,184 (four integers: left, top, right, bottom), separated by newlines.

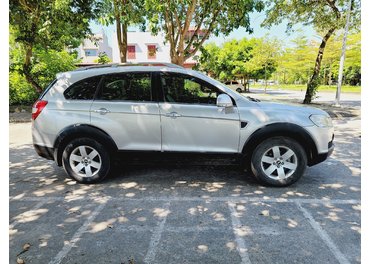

32,63,334,186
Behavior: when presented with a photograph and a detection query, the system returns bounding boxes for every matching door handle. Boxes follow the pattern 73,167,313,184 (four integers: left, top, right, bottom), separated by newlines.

93,108,110,115
165,112,182,118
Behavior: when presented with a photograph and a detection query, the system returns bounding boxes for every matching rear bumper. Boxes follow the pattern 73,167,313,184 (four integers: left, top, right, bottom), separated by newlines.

34,144,54,161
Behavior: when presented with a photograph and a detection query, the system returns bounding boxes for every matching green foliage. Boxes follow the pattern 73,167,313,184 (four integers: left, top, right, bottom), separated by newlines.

262,0,361,103
9,0,97,93
94,52,112,64
344,65,361,85
197,43,221,78
263,0,360,34
145,0,264,64
10,0,97,50
274,35,317,84
9,29,80,105
274,32,361,86
96,0,145,28
199,31,360,91
30,49,79,89
9,72,38,105
198,37,280,91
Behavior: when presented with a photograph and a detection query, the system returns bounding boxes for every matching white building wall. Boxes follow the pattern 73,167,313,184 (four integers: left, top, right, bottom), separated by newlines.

77,31,113,64
112,31,171,63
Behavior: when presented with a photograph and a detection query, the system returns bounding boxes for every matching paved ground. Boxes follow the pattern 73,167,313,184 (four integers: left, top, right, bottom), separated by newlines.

9,90,361,263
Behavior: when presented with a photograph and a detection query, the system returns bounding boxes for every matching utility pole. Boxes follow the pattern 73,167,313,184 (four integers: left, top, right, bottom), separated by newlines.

335,0,352,106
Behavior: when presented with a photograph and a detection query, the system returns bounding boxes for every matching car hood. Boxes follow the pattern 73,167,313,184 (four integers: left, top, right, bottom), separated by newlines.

256,101,329,116
236,99,331,127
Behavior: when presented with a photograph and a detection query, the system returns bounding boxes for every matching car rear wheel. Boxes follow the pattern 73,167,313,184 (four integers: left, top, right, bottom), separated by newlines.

236,88,243,93
251,137,307,187
62,138,111,183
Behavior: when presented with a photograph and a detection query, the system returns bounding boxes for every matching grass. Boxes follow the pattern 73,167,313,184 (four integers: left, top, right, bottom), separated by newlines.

250,84,361,93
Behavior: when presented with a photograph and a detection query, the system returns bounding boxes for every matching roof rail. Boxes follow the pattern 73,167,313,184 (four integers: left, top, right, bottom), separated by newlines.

74,63,120,71
132,62,184,69
74,62,184,71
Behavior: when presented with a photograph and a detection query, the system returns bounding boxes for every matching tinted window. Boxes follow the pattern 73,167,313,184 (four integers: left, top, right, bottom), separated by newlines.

99,72,152,101
64,76,101,100
161,73,220,105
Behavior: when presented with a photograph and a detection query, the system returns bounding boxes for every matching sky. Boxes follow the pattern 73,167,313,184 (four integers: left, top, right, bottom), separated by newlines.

90,11,318,48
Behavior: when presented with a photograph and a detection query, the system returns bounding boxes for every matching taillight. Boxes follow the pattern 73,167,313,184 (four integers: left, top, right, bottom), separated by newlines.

32,100,48,120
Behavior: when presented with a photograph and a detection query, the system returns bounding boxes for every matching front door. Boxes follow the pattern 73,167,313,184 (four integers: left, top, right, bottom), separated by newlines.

158,72,240,153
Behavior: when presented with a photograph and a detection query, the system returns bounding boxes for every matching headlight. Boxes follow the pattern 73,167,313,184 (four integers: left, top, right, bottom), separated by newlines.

309,114,333,127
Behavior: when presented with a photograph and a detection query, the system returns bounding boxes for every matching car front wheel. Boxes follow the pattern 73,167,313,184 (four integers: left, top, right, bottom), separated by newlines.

251,137,307,187
62,138,111,183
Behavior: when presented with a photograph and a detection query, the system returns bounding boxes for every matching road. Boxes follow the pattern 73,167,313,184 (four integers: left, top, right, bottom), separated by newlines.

9,115,360,263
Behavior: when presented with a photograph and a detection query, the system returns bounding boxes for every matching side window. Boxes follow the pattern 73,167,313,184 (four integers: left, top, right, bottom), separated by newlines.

160,73,221,105
99,72,152,101
64,76,101,100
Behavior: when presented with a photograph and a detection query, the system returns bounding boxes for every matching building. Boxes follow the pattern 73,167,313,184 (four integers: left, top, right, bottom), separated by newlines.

112,31,171,64
77,29,204,68
76,30,113,66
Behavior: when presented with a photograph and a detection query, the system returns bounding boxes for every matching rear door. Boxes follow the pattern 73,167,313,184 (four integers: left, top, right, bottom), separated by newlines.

158,72,240,153
90,72,161,151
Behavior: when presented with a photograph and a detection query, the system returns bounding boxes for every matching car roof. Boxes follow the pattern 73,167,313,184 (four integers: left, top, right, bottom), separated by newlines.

56,63,191,81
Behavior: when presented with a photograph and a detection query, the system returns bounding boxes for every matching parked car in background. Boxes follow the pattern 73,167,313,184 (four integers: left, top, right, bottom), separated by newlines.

32,63,334,187
224,80,244,93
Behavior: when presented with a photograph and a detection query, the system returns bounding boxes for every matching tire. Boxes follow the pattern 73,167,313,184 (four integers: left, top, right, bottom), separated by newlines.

62,138,111,183
236,88,243,93
250,137,307,187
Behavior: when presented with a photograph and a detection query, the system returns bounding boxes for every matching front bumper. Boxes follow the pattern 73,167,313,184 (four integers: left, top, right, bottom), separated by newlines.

308,134,334,166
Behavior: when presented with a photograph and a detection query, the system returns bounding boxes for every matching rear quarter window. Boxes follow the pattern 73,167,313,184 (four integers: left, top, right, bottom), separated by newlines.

64,76,101,100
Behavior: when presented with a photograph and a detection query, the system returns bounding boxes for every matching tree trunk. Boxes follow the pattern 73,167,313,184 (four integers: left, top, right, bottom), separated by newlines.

303,27,335,104
116,20,127,63
23,44,42,94
114,0,127,63
171,52,184,66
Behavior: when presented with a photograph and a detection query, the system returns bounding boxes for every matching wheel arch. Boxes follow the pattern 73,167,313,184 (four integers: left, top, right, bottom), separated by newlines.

53,124,118,166
242,123,319,167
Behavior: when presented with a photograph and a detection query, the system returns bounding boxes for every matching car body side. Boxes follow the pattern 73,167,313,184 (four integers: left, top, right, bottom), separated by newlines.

32,66,334,168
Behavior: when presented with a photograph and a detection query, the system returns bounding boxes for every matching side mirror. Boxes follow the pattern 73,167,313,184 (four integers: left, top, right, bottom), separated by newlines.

217,94,233,108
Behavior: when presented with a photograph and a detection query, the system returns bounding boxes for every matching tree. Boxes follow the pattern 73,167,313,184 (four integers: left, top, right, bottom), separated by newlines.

96,0,145,63
10,29,79,104
344,32,360,85
321,34,342,85
146,0,264,66
198,38,279,92
275,36,316,85
10,0,96,93
263,0,361,104
197,43,221,78
248,37,280,92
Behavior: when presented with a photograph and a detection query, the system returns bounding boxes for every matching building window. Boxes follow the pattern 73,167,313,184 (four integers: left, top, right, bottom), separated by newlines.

147,45,156,59
84,49,98,57
127,45,136,59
